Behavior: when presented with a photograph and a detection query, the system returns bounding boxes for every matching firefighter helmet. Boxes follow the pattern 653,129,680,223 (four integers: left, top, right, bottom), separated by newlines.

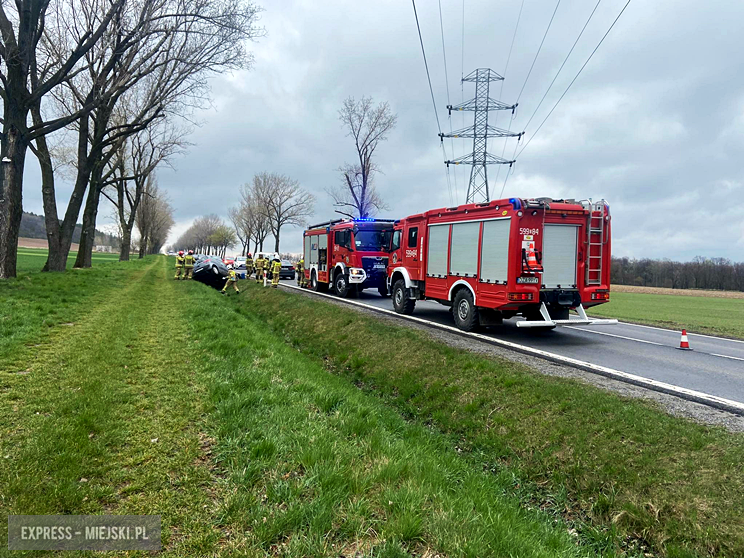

227,263,233,270
188,249,194,255
178,250,184,256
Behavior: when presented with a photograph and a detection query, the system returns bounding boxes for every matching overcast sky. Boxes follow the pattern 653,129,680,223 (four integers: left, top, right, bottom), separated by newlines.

22,0,744,260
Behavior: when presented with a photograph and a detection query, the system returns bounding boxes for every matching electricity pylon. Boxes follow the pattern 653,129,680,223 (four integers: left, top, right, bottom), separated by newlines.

440,68,523,203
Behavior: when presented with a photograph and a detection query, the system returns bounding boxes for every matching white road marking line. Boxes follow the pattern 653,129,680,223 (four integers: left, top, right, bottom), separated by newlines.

711,353,744,362
564,326,665,346
611,320,744,344
280,284,744,416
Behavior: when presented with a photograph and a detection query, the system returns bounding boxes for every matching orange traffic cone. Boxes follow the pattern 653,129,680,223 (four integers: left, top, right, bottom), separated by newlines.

678,329,692,350
526,243,543,271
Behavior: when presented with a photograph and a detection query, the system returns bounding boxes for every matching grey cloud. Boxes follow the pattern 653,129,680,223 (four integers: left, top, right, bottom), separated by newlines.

20,0,744,260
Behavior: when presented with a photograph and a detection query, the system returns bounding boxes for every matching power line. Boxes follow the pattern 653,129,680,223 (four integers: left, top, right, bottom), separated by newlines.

521,0,603,133
517,0,633,159
515,0,561,104
412,0,443,134
411,0,453,204
495,0,558,189
439,0,459,203
498,0,525,100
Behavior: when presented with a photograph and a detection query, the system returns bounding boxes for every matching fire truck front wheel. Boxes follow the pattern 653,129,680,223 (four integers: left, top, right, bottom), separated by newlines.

452,289,479,332
392,279,415,315
334,272,350,297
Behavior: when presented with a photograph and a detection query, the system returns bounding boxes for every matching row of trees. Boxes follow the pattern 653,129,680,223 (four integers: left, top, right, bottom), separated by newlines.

0,0,263,277
612,256,744,291
170,214,236,258
228,172,314,255
174,171,314,257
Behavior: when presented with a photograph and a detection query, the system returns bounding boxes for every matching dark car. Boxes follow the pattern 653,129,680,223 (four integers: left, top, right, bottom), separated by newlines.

279,260,295,280
192,256,229,289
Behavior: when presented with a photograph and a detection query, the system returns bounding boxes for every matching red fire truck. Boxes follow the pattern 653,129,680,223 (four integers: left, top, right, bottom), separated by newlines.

386,197,618,331
303,218,395,297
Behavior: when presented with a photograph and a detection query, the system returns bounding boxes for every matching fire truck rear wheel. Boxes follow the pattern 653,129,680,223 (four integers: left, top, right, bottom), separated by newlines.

311,271,327,292
334,273,350,297
392,279,415,315
452,289,479,332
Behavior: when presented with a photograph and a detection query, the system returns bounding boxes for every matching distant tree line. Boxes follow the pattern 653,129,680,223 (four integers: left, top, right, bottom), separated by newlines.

170,215,237,259
20,212,120,249
612,256,744,292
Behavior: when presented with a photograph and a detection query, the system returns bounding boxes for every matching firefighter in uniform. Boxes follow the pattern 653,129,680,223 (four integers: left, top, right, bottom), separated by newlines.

271,255,282,288
295,258,305,287
221,264,240,295
263,253,272,287
184,250,195,279
245,253,254,279
175,250,185,279
255,253,264,284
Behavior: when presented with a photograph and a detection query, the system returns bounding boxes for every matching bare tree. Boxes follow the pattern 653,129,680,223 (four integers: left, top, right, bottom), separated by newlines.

102,115,186,261
235,181,269,252
135,177,173,257
0,0,129,278
228,206,251,256
71,0,263,270
208,224,236,258
328,96,397,219
253,172,314,253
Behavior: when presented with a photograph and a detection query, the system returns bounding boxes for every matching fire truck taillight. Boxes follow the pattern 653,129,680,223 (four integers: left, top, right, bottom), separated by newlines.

507,293,534,302
591,291,610,301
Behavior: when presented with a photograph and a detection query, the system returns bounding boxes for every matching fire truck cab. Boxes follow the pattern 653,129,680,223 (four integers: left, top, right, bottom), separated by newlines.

386,197,618,331
303,218,394,297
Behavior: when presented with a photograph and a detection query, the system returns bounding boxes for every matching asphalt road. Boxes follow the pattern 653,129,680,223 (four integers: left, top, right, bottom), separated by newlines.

279,279,744,406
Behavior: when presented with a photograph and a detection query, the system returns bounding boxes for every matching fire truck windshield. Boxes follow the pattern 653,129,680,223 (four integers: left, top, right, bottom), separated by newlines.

354,230,390,251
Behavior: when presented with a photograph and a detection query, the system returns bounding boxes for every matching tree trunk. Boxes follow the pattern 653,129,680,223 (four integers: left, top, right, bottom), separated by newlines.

119,228,132,261
74,168,104,268
274,227,280,253
138,234,147,258
0,96,30,279
35,109,91,272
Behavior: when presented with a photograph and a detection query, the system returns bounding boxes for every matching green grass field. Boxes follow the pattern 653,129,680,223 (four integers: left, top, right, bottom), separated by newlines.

588,291,744,339
16,247,121,274
2,255,744,557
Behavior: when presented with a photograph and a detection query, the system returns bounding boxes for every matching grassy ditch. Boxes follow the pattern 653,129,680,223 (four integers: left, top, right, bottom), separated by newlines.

236,283,744,558
185,277,588,557
587,291,744,339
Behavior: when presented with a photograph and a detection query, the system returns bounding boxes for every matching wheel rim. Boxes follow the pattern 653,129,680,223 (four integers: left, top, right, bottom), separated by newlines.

395,288,403,306
336,276,345,292
457,299,470,320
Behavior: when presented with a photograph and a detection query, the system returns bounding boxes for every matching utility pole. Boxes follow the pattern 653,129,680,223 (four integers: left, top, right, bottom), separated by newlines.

440,68,523,203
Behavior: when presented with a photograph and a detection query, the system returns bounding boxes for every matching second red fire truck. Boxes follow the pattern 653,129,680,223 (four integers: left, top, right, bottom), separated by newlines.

303,218,395,297
386,197,617,331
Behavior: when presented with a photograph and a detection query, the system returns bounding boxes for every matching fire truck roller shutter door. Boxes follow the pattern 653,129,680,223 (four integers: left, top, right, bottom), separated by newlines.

304,236,311,265
309,236,318,266
319,234,328,272
480,218,511,283
426,224,449,277
542,224,579,289
450,222,480,277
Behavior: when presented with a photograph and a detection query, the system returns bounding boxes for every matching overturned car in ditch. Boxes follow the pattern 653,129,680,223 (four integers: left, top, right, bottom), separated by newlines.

192,256,229,290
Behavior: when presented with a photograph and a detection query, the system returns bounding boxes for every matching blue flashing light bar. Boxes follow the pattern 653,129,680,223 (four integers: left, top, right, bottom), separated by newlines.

509,198,522,210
